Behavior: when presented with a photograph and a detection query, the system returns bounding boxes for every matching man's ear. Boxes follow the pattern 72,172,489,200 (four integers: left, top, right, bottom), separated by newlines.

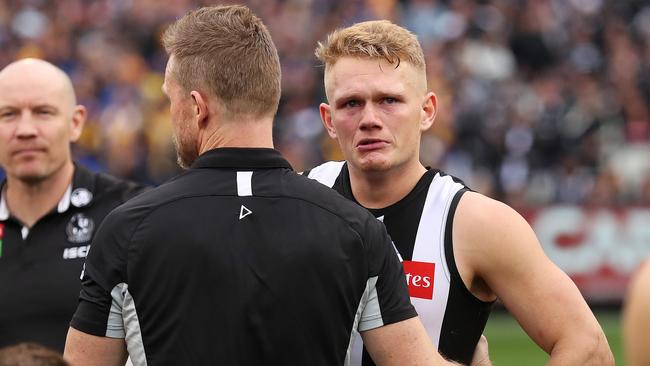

319,103,337,139
190,90,209,127
420,92,437,132
69,105,87,142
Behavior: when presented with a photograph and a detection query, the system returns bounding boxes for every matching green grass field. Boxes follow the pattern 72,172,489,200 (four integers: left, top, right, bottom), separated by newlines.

484,309,623,365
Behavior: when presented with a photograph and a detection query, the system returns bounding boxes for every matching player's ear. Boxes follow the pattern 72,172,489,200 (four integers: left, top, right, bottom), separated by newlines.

319,102,337,139
420,92,437,132
69,105,87,142
190,90,209,128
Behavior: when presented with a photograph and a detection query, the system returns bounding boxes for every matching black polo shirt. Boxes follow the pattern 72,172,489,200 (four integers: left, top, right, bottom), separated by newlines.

0,164,145,352
70,148,416,366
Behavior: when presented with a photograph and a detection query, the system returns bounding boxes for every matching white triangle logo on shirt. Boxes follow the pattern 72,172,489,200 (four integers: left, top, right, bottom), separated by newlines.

239,205,252,220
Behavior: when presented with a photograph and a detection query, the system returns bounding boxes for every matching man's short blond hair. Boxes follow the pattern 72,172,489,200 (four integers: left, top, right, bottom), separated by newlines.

315,20,425,71
162,5,281,118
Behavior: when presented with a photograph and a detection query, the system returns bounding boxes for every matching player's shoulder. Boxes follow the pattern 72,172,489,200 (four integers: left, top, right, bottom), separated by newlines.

457,191,520,223
429,168,468,187
302,160,345,188
454,191,539,263
455,191,535,247
453,191,548,287
303,160,345,176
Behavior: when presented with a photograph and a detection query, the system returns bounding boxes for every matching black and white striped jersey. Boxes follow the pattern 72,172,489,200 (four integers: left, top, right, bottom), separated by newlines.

70,148,416,366
306,161,494,365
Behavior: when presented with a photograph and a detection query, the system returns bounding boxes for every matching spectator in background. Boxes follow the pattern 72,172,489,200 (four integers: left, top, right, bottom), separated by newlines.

0,58,146,352
623,260,650,366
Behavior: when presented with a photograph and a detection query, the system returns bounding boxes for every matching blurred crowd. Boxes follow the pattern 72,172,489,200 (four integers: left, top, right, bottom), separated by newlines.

1,0,650,206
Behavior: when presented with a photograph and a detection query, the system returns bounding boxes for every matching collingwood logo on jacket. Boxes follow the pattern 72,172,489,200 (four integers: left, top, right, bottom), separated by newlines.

66,213,95,243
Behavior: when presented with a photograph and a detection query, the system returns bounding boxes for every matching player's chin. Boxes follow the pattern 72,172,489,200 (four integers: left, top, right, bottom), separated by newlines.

356,156,392,172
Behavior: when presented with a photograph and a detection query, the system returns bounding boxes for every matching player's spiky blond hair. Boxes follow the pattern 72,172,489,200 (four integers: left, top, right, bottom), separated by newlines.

315,20,425,70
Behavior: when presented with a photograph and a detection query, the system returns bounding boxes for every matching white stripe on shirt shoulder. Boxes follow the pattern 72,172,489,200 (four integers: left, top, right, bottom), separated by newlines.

306,161,345,188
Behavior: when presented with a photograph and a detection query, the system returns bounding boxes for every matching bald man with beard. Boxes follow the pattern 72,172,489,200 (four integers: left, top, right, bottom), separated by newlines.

0,58,146,352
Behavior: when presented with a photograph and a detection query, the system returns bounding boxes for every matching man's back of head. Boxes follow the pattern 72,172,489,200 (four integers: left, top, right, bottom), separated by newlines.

162,5,281,120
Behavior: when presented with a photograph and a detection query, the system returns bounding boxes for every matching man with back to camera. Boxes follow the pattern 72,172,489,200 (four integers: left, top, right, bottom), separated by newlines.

62,6,468,366
306,20,614,365
0,58,146,352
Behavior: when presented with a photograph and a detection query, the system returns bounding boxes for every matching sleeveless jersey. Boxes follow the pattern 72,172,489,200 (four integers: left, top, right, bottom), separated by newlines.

306,161,494,365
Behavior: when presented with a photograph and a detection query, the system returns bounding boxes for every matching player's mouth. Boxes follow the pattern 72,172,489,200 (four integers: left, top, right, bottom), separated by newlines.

356,138,388,151
12,148,46,158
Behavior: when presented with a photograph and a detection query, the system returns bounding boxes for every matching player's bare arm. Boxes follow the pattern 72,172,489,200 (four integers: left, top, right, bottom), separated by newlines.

623,261,650,366
64,327,128,366
470,335,491,366
453,191,614,365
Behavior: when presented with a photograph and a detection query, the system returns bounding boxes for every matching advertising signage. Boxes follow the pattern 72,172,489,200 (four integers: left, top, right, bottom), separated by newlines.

524,206,650,302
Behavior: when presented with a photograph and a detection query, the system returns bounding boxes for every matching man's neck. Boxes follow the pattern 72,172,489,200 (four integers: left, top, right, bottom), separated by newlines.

348,161,427,209
4,162,74,228
200,116,275,152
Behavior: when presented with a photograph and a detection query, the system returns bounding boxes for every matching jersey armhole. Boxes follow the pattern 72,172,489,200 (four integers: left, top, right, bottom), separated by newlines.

443,188,494,305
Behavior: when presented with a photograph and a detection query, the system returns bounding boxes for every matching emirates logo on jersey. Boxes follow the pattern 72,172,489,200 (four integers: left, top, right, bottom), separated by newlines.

403,261,435,300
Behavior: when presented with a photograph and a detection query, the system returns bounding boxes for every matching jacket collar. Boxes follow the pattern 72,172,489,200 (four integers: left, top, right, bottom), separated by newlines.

0,164,97,221
190,148,293,170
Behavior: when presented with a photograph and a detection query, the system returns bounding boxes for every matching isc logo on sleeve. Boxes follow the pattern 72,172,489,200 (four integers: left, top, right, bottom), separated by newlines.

402,261,435,300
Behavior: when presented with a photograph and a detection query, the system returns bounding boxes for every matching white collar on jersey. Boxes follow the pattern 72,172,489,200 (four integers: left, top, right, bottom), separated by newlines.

0,184,72,221
0,188,8,220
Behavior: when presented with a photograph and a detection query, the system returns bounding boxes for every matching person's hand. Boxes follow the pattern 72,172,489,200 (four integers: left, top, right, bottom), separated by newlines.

470,335,491,366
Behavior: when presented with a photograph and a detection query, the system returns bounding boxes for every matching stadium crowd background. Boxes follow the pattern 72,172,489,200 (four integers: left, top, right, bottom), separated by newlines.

0,1,647,363
1,0,650,208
